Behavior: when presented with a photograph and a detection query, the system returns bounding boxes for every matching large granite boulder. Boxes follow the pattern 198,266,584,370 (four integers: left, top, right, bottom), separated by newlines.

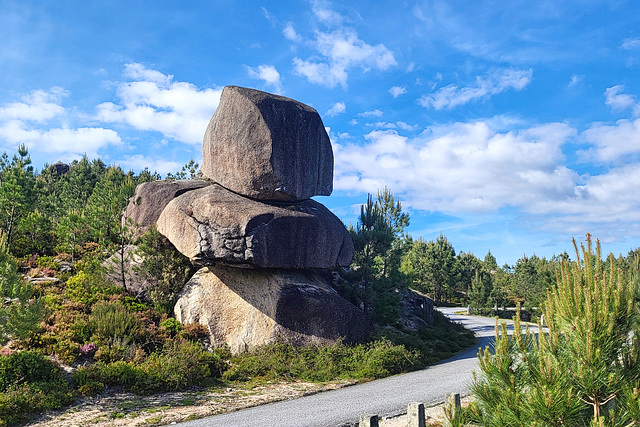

156,184,353,269
123,179,211,240
201,86,333,201
175,266,372,353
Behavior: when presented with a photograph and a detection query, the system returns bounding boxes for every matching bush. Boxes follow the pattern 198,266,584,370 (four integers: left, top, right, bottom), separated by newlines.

223,339,420,382
0,351,73,426
88,300,144,347
73,340,225,395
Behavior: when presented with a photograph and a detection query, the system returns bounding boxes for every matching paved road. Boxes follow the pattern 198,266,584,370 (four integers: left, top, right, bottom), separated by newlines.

177,308,513,427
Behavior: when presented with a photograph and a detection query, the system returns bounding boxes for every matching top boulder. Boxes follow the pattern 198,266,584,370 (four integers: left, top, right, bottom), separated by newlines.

201,86,333,201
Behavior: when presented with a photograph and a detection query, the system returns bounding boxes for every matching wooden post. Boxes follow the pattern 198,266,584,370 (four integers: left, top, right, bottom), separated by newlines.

359,414,379,427
407,402,426,427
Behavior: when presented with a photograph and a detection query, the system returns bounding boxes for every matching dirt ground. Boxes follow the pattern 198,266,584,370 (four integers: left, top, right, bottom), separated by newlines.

27,379,470,427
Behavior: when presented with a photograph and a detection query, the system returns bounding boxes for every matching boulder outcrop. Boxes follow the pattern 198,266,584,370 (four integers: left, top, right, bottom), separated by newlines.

174,266,372,353
156,184,353,269
201,86,333,201
123,179,211,240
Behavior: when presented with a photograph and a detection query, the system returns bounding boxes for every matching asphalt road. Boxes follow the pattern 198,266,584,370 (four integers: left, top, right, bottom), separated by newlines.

176,308,512,427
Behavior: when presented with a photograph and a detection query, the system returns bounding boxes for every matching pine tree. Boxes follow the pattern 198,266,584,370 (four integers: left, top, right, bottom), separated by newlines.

471,235,640,426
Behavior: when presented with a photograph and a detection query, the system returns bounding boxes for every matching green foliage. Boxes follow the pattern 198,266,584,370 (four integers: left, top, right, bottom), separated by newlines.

88,300,145,348
132,227,194,313
0,231,45,343
223,339,420,382
346,188,409,324
73,340,225,395
402,234,458,303
471,236,640,426
0,351,74,426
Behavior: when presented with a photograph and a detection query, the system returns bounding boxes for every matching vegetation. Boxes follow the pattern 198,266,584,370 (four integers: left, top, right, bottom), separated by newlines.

0,147,478,425
447,235,640,426
5,145,638,426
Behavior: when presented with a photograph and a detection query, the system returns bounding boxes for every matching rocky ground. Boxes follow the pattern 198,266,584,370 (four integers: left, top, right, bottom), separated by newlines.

27,380,467,426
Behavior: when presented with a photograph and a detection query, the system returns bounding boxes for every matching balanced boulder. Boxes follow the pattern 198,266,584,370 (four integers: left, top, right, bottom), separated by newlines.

123,179,211,240
156,184,353,269
201,86,333,201
174,265,373,354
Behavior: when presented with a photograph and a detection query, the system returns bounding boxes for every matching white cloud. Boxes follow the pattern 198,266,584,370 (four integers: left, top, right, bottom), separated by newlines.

326,101,346,117
283,23,302,42
389,86,407,98
0,87,122,159
396,121,418,131
0,87,67,122
621,38,640,50
247,64,283,93
581,118,640,162
358,109,383,117
568,75,583,88
311,0,344,26
292,22,396,88
418,68,533,110
604,85,638,115
334,120,577,214
293,58,348,88
0,120,122,159
96,63,222,144
117,154,184,176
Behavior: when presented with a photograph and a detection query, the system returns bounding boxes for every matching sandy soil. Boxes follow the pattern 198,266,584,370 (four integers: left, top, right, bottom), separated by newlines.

28,380,357,427
28,380,472,426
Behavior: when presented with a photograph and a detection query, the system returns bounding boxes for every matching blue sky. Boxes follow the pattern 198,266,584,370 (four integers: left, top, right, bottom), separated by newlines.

1,0,640,265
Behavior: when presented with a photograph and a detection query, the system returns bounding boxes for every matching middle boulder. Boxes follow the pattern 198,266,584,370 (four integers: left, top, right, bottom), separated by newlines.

156,184,353,269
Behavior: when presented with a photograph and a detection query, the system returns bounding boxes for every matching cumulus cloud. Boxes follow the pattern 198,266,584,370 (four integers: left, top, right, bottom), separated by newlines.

247,64,283,93
283,23,302,42
96,63,222,144
292,15,396,88
117,154,184,176
326,102,346,117
581,118,640,163
418,68,533,110
0,87,122,159
604,85,639,115
389,86,407,98
334,120,577,214
0,87,67,122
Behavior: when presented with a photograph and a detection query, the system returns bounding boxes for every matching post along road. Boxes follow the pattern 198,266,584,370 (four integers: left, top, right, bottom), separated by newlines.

177,308,522,427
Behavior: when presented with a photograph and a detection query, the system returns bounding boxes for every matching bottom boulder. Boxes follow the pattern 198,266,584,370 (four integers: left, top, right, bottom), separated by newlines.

174,265,372,354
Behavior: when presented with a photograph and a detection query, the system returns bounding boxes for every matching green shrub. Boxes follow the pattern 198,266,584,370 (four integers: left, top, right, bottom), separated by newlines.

159,318,183,336
77,380,105,397
88,300,144,347
0,350,60,391
0,351,73,426
36,256,60,271
73,340,223,395
223,339,419,382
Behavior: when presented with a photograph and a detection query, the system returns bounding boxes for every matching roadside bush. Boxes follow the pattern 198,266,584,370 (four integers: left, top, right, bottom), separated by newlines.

73,340,226,395
223,339,420,382
0,351,73,426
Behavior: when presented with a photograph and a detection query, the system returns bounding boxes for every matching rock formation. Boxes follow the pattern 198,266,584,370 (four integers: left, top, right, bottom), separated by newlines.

175,266,371,353
124,179,211,240
156,184,353,269
123,86,369,353
201,86,333,201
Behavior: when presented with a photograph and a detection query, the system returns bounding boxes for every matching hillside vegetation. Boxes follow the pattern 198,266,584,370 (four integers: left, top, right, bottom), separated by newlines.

4,146,637,426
